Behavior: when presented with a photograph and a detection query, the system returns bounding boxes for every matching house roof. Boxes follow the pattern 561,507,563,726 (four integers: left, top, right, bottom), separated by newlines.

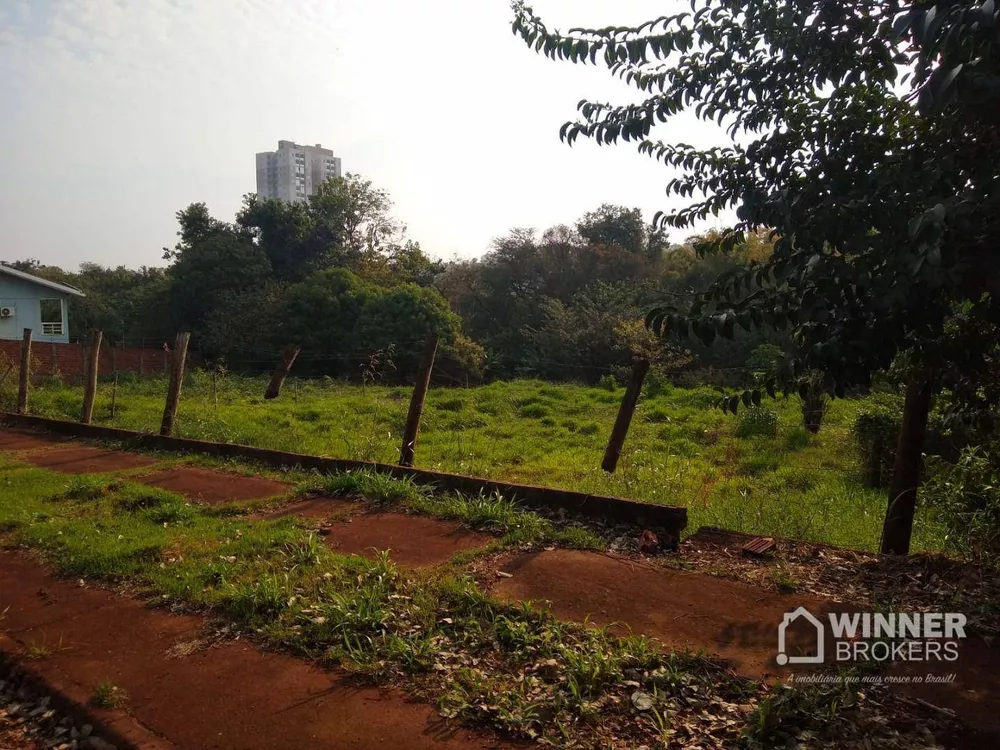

0,264,86,298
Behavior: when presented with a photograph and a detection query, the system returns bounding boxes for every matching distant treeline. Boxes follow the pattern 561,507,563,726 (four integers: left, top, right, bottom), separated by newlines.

4,175,787,384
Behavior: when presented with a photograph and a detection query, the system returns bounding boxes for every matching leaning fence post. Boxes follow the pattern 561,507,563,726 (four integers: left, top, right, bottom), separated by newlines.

80,329,103,425
264,345,301,400
601,360,650,473
399,333,438,467
16,328,32,415
160,332,191,436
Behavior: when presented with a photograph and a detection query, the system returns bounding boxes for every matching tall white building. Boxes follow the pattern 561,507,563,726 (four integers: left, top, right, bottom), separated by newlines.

255,140,343,203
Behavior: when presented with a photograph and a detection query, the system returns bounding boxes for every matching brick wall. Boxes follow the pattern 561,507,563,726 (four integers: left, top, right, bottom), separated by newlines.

0,339,200,381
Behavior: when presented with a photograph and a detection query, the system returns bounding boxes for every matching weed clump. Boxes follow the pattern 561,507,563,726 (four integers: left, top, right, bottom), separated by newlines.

736,406,778,438
323,469,426,505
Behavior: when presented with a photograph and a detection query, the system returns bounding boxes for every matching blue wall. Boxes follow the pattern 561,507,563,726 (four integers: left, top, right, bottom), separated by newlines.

0,275,74,344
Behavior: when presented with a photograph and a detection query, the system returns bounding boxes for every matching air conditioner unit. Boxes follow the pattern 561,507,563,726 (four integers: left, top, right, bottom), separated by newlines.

0,306,14,319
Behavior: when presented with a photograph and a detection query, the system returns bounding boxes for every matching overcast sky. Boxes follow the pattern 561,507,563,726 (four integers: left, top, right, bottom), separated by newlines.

0,0,730,271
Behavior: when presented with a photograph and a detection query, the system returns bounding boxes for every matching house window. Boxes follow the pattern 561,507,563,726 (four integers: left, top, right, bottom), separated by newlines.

39,298,63,336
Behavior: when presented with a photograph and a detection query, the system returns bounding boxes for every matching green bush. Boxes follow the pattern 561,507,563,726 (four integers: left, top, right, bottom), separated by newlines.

598,374,618,392
922,446,1000,563
643,369,671,399
735,407,778,438
851,393,903,487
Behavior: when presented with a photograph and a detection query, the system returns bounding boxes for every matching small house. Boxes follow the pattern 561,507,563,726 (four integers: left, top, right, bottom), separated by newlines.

0,265,85,344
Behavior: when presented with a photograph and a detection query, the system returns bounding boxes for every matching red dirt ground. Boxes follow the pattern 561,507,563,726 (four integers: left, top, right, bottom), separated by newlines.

25,445,159,474
0,552,508,750
491,549,1000,746
137,466,291,505
263,496,358,520
0,429,69,451
322,512,492,568
492,548,838,678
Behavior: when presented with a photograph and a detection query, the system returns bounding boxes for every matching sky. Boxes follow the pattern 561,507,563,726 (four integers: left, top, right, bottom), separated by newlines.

0,0,731,271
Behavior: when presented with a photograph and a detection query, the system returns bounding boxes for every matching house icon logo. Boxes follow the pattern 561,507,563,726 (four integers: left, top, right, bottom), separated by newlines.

777,606,824,666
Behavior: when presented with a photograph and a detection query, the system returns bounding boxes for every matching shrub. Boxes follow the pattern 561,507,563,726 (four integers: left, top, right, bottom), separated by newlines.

852,393,903,487
598,374,618,392
735,407,778,438
643,368,671,399
922,446,1000,563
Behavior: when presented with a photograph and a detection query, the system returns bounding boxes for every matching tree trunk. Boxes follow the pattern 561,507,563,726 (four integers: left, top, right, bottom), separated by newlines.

880,375,934,555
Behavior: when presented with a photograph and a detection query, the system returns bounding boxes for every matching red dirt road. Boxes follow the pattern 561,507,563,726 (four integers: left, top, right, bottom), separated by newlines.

137,466,290,505
0,552,507,750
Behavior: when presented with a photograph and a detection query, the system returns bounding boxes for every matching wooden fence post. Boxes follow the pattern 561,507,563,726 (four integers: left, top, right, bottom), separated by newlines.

264,345,301,400
17,328,32,415
601,360,650,473
109,345,118,420
399,333,438,467
80,329,103,425
160,332,191,436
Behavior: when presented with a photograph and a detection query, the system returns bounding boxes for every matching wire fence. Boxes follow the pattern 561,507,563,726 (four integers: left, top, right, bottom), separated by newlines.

0,327,865,488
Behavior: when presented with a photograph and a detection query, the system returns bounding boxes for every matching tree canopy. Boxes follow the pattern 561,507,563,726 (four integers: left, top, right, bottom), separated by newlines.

512,0,999,552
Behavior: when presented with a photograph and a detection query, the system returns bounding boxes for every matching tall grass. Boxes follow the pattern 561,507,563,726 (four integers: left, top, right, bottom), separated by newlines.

14,372,945,552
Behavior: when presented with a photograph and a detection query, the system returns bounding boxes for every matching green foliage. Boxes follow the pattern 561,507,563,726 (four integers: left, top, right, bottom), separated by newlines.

322,469,426,506
513,0,1000,552
20,376,934,551
783,427,811,452
274,268,478,379
852,394,904,488
746,344,784,380
923,446,1000,564
92,682,128,710
735,407,778,439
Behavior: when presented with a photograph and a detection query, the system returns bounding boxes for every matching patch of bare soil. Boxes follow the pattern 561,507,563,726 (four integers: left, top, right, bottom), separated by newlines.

136,466,291,505
261,496,357,521
491,548,839,679
0,429,70,452
25,446,159,474
320,512,493,568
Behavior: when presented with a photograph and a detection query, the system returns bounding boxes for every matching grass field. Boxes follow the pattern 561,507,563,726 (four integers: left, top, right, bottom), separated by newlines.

7,372,945,552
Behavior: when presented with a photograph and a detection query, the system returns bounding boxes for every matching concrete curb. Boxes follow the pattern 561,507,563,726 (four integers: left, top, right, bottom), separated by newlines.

0,413,687,533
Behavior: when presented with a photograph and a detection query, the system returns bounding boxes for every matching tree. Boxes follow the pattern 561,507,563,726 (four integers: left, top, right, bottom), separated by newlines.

237,174,414,281
576,203,668,260
165,205,272,334
512,1,1000,553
